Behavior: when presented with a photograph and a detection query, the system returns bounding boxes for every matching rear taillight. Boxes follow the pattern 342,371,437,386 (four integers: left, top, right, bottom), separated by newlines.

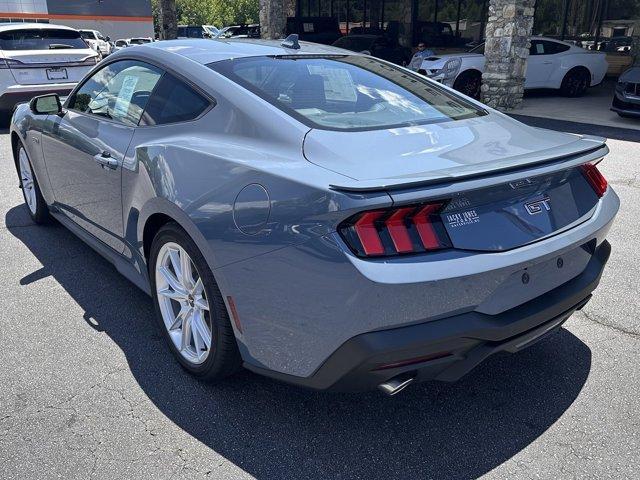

0,58,21,69
80,55,100,65
339,202,452,258
581,163,608,197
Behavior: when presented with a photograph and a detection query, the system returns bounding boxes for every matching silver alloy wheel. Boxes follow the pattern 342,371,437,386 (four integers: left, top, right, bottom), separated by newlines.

18,148,37,215
155,242,212,365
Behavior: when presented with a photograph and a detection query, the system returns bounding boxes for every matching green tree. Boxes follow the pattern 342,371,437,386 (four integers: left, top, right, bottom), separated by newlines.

151,0,260,30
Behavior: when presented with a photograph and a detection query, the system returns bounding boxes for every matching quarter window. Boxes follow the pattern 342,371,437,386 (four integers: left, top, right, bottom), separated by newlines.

69,60,163,126
141,74,210,126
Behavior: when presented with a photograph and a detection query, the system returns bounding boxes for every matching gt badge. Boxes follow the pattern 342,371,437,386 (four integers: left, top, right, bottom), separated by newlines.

525,196,551,215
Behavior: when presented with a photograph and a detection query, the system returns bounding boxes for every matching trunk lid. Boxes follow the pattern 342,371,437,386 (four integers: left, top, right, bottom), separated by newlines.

3,49,95,85
437,166,600,251
303,113,602,185
304,113,607,252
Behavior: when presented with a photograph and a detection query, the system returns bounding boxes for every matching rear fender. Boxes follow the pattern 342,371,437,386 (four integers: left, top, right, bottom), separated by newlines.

123,140,393,275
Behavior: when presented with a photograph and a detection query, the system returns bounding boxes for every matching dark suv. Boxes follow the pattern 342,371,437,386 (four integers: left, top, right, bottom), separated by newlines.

286,17,342,45
333,34,411,66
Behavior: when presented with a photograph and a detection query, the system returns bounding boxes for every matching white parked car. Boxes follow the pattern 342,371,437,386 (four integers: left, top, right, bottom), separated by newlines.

417,36,608,99
113,37,153,52
112,38,129,52
128,37,153,45
78,29,111,56
0,23,99,118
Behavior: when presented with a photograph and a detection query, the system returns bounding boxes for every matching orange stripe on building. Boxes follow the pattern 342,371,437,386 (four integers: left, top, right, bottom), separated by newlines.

0,12,153,22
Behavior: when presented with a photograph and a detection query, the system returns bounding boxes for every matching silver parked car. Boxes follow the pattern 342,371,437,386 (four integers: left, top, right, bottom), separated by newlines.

611,66,640,118
10,38,618,395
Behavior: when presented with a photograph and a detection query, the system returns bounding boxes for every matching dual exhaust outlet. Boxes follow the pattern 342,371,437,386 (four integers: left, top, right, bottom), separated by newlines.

377,372,416,396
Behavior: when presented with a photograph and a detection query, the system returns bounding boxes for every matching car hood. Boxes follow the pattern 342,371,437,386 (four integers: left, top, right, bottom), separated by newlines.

619,66,640,83
303,112,606,189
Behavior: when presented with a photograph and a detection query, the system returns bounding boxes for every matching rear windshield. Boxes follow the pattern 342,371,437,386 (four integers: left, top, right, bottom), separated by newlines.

0,29,87,50
130,38,151,44
209,55,485,131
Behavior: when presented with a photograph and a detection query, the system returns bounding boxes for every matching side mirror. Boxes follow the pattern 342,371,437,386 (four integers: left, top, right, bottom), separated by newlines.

106,36,111,42
30,94,62,115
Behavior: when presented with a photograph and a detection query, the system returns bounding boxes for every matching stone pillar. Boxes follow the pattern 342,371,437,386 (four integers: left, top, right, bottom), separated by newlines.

260,0,296,40
481,0,536,110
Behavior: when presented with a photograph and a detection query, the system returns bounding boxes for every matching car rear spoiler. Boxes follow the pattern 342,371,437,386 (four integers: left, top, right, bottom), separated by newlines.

329,135,608,193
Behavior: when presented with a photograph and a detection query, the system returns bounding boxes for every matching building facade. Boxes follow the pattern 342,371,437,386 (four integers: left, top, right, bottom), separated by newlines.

0,0,153,39
280,0,639,107
292,0,639,56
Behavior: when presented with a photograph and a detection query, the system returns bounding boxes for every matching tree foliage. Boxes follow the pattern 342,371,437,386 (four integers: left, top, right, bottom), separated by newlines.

152,0,259,29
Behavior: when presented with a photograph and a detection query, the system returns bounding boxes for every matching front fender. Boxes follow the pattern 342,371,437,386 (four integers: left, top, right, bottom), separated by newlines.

10,105,55,205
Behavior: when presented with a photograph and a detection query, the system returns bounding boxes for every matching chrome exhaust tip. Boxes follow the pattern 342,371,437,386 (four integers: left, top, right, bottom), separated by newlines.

378,373,416,396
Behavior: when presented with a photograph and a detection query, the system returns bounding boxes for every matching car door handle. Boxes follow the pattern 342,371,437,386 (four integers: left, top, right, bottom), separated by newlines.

93,152,118,170
543,61,553,65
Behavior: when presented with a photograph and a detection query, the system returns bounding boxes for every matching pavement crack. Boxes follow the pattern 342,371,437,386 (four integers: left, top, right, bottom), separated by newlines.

578,309,640,339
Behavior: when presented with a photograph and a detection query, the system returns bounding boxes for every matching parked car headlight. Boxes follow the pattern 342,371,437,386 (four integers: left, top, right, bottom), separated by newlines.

439,58,462,85
427,58,462,86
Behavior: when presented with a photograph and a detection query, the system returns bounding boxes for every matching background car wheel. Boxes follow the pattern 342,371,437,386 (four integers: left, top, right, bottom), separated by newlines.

150,222,241,381
453,71,482,100
16,143,50,224
560,68,590,97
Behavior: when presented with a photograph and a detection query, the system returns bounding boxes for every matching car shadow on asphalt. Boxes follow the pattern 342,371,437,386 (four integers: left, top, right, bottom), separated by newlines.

511,114,640,143
5,204,592,479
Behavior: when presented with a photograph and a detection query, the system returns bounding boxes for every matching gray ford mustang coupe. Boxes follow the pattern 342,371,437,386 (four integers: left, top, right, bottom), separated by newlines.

10,38,618,395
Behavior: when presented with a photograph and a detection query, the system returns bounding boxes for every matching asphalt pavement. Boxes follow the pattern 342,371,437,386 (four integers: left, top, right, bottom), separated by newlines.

0,122,639,479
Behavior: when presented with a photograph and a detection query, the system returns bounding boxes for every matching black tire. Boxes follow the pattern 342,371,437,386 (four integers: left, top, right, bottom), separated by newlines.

15,141,50,224
453,70,482,100
149,222,241,381
560,68,590,97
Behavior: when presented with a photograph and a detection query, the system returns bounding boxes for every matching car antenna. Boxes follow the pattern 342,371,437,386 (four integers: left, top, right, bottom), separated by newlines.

281,34,300,50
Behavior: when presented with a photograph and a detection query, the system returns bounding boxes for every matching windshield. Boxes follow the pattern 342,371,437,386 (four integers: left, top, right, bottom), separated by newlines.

129,38,151,44
178,26,204,38
0,28,88,50
225,27,243,36
79,31,96,40
333,36,375,52
210,55,485,131
469,43,485,54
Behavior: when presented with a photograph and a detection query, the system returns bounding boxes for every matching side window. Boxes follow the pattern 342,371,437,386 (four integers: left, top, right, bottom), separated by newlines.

543,41,570,54
69,60,163,126
529,41,545,55
141,74,210,126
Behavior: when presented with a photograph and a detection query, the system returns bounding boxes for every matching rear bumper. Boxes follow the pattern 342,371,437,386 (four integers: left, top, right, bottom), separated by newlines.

0,84,74,113
246,240,610,392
